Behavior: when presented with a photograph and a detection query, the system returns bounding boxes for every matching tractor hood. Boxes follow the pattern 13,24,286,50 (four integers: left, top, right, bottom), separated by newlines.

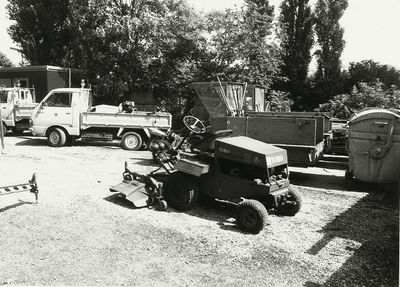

214,136,288,168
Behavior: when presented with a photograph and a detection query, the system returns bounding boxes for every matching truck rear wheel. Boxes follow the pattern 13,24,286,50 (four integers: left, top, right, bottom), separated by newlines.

164,172,199,211
48,128,67,147
121,132,142,151
235,200,268,234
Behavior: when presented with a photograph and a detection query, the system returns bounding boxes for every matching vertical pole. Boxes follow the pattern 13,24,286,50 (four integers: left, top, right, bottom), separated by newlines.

0,106,4,151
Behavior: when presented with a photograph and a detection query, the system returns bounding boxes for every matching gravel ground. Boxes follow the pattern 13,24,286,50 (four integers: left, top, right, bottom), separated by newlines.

0,135,398,286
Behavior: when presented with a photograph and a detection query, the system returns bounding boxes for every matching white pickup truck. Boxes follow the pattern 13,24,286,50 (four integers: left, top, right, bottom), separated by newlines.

29,84,172,150
1,85,37,134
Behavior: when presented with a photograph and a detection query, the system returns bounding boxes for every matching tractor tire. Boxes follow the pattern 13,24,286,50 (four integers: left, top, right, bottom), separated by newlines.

121,132,143,151
47,128,67,147
164,172,199,211
235,200,268,234
277,187,302,216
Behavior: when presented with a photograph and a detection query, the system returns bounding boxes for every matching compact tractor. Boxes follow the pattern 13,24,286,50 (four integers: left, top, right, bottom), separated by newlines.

111,116,302,234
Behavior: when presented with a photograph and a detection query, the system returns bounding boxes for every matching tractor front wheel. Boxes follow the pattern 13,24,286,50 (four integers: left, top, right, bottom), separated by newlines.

277,187,302,216
164,172,199,211
235,200,268,234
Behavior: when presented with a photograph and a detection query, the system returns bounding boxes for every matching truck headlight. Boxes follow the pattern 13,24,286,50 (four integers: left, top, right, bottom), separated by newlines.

29,119,33,126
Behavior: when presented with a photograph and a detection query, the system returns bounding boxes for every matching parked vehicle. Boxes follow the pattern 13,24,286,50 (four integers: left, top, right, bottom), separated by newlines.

29,82,172,150
191,81,330,165
111,115,302,234
0,84,37,134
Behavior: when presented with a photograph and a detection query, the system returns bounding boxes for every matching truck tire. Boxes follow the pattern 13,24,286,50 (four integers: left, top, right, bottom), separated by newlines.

277,187,302,216
164,172,199,211
47,128,67,147
121,132,143,151
235,200,268,234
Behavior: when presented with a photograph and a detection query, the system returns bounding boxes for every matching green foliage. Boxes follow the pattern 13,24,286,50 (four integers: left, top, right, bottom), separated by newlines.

6,0,74,66
277,0,314,106
313,0,348,103
344,59,400,92
201,0,282,88
0,52,13,68
266,90,293,112
316,80,400,118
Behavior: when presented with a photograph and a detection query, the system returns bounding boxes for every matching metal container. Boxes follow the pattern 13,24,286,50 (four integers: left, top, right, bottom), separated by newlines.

346,108,400,183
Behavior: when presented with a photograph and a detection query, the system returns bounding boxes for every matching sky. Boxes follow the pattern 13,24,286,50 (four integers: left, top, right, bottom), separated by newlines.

1,0,400,70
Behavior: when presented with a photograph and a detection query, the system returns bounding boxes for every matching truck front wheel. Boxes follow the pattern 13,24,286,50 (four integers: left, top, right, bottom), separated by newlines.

121,132,143,151
48,128,67,147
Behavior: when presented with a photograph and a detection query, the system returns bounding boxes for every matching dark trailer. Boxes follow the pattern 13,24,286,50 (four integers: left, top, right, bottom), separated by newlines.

0,65,85,102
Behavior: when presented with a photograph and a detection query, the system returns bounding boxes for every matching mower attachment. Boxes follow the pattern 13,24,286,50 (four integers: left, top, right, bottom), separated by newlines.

0,174,39,202
110,162,167,211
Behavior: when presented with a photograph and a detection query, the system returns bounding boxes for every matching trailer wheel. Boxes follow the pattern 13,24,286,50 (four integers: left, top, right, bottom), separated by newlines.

121,132,142,151
47,128,67,147
235,200,268,234
277,187,302,216
164,172,199,211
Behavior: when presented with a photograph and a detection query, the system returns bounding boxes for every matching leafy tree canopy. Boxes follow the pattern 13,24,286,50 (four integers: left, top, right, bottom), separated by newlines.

316,80,400,118
202,0,282,88
0,51,14,68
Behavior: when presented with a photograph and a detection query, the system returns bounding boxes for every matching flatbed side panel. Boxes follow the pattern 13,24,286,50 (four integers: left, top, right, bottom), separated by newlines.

275,141,325,165
15,103,38,119
212,116,323,165
219,116,317,146
81,112,172,129
248,112,326,141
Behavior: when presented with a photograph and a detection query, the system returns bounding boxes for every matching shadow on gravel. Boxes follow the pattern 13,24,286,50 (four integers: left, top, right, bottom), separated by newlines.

0,200,35,213
103,192,243,233
289,171,388,193
304,190,399,287
14,137,127,149
14,137,48,146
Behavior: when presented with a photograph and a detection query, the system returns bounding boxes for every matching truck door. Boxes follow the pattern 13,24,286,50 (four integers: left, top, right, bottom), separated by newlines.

34,91,76,133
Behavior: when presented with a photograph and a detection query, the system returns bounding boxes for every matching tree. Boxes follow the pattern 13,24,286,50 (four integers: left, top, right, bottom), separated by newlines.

6,0,75,66
316,80,400,118
344,59,400,92
0,52,13,68
313,0,348,103
277,0,314,109
202,0,282,88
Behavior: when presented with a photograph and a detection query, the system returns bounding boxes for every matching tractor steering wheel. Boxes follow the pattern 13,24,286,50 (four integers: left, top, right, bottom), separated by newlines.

183,115,206,134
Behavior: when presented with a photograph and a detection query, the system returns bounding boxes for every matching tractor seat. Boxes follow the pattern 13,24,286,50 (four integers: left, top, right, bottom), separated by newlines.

191,129,233,152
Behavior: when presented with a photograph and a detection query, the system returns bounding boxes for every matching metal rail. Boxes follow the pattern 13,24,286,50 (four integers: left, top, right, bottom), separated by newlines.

0,174,38,202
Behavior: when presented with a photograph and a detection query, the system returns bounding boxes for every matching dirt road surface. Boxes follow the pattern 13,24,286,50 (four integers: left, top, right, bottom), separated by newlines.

0,135,398,286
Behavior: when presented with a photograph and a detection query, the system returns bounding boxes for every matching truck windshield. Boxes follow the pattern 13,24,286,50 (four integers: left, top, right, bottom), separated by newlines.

44,92,72,107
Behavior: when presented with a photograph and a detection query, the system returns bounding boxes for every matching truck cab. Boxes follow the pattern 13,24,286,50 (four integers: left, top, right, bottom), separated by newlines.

30,87,91,138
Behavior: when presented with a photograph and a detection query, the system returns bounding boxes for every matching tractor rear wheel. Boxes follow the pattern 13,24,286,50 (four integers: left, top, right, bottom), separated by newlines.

164,172,199,211
277,187,302,216
235,200,268,234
